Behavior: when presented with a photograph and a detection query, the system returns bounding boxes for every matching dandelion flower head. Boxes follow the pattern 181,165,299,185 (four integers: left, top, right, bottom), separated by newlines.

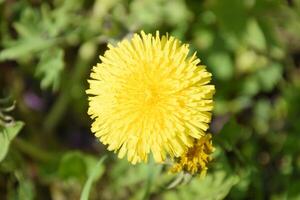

170,134,214,176
87,31,215,164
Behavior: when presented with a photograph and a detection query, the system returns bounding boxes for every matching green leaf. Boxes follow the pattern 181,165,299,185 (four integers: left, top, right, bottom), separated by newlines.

80,156,106,200
257,63,282,92
84,155,105,181
108,158,169,200
7,172,36,200
287,180,300,199
111,159,161,188
164,0,191,26
241,75,260,96
0,38,54,61
245,19,267,51
129,0,190,29
36,48,64,91
216,119,243,151
17,177,35,200
58,151,105,186
163,170,239,200
58,152,87,181
0,7,55,61
212,0,247,36
0,121,24,162
129,0,164,28
208,52,234,81
194,29,214,50
253,99,271,134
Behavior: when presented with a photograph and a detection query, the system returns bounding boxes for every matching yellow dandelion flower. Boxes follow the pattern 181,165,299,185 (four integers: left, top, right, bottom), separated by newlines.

86,31,215,164
170,134,214,176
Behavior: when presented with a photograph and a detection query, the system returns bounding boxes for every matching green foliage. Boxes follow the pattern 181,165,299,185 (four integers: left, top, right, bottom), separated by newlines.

163,170,239,200
0,121,24,162
216,119,243,151
58,151,105,183
208,51,234,81
36,48,64,91
80,156,106,200
15,172,35,200
1,0,300,199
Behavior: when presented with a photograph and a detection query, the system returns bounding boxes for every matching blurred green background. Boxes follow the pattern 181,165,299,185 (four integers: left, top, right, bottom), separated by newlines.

1,0,300,199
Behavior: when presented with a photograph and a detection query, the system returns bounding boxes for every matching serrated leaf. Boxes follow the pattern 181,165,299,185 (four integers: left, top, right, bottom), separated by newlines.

0,121,24,162
0,38,54,61
36,48,64,91
13,22,39,38
0,7,56,61
163,170,239,200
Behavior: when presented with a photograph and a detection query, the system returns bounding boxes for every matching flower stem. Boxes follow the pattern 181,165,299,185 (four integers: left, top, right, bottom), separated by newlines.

142,160,155,200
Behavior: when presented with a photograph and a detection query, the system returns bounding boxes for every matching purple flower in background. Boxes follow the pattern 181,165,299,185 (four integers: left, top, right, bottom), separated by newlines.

24,91,45,111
